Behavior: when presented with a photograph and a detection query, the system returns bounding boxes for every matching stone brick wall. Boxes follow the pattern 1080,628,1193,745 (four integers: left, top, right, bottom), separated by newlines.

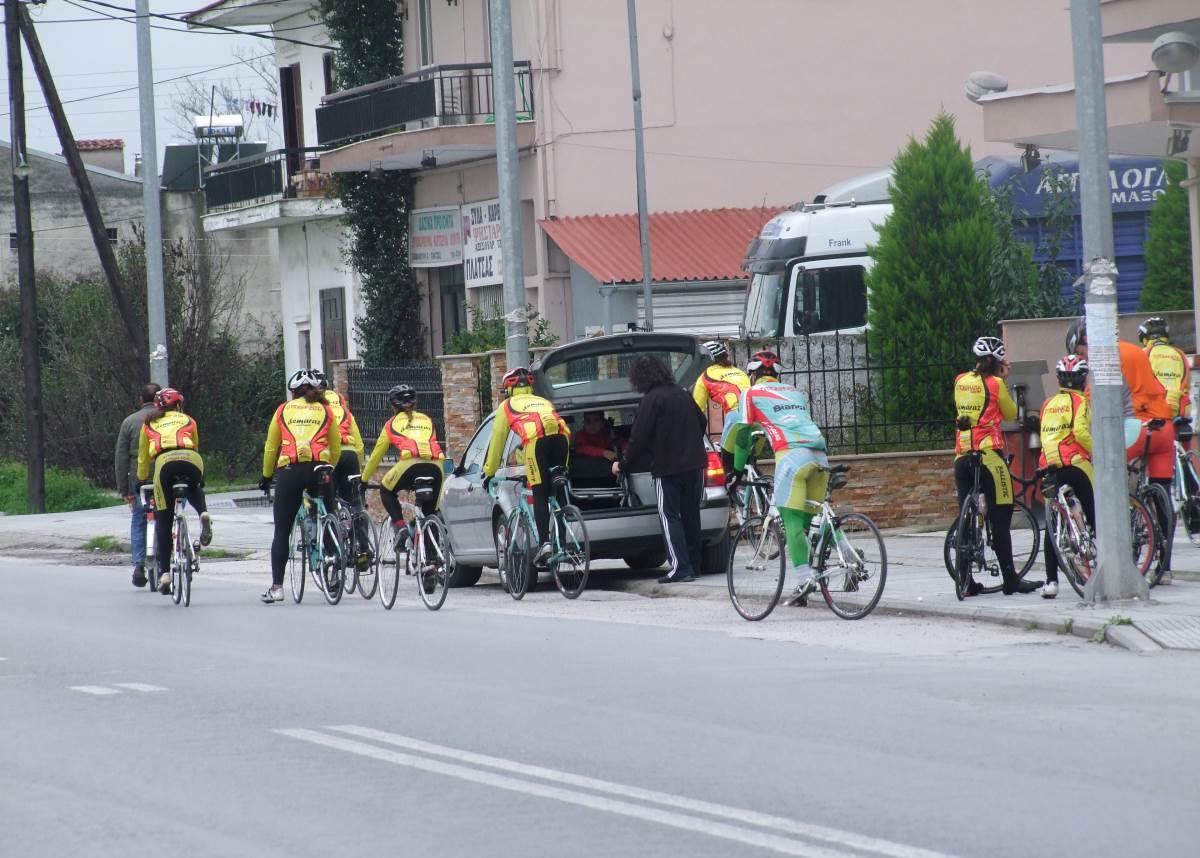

328,358,360,400
436,353,485,456
825,450,957,530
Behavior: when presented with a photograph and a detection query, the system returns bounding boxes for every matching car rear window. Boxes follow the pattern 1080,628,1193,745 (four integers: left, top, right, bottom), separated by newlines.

542,348,701,398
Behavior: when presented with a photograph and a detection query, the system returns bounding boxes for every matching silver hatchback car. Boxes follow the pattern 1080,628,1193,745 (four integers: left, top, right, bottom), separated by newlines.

440,333,732,587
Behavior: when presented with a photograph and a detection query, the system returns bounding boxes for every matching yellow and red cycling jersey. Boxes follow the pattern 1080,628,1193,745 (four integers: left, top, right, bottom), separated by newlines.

262,398,341,478
953,371,1015,456
692,364,750,416
1144,340,1192,419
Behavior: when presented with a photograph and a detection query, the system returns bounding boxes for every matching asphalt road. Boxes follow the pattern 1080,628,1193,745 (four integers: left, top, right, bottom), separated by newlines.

3,557,1198,858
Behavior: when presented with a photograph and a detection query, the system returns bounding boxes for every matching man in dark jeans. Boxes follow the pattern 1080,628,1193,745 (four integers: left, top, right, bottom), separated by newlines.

614,354,708,583
114,383,161,588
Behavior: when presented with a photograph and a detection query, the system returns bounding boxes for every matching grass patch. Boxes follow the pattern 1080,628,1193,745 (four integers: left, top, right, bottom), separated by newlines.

203,474,260,493
83,535,125,552
200,546,251,560
0,461,124,515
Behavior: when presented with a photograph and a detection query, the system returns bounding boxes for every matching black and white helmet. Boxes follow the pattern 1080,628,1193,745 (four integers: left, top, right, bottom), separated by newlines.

1065,317,1087,353
1137,316,1168,344
287,368,322,391
972,336,1005,360
388,383,417,406
701,340,730,362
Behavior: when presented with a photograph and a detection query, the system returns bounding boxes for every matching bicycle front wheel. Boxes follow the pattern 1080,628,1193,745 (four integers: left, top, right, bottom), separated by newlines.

356,513,380,600
727,516,785,621
952,498,980,601
506,511,535,601
416,517,450,611
378,522,401,610
552,505,589,599
818,513,887,620
319,518,344,605
1009,500,1040,579
1143,483,1173,586
171,519,186,606
1182,450,1200,546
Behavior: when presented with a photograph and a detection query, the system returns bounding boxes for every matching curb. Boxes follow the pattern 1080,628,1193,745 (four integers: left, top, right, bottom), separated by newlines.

603,577,1164,654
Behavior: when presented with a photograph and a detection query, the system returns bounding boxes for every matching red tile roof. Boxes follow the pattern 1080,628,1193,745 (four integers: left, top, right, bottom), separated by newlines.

539,207,782,284
76,139,124,151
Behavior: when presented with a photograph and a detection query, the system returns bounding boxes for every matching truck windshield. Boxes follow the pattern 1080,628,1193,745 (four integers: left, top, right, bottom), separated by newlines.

742,273,786,338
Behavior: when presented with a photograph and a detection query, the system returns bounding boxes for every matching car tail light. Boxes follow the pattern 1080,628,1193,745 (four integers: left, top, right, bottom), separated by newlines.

704,451,725,487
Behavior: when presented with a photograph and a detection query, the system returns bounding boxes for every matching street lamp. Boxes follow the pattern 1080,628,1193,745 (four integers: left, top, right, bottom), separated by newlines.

1151,32,1199,74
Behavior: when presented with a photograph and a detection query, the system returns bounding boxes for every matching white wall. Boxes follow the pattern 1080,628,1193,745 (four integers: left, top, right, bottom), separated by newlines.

273,15,337,151
277,218,358,375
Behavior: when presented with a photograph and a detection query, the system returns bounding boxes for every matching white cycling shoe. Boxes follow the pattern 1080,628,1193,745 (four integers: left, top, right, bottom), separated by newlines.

1042,581,1058,599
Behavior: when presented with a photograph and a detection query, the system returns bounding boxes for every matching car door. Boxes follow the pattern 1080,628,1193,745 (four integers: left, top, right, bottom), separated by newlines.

441,416,495,557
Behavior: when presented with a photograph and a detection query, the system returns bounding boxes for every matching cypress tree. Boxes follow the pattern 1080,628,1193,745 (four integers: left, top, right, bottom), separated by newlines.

866,113,997,432
1138,159,1193,312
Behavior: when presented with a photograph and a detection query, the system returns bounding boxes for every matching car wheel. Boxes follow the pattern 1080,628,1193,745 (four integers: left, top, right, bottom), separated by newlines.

448,563,483,588
623,550,666,570
700,527,731,576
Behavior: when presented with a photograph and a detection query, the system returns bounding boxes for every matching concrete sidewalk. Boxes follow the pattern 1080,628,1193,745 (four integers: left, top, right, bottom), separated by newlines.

5,495,1200,653
605,529,1200,654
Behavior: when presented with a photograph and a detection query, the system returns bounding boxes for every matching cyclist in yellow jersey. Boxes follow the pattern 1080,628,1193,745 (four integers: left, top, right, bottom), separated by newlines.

1138,316,1192,419
692,340,751,473
482,367,570,564
137,387,212,594
316,375,370,568
1036,355,1094,600
362,384,446,548
257,368,341,603
952,336,1040,595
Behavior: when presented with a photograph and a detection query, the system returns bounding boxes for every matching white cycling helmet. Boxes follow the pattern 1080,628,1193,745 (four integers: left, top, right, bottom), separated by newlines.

287,368,322,391
972,336,1005,360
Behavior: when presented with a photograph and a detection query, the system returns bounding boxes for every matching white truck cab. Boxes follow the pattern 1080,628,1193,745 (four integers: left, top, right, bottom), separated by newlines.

741,171,892,338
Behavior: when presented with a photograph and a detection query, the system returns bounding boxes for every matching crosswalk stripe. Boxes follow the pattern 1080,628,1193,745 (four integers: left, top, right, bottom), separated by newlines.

328,725,958,858
279,728,849,858
69,685,121,695
113,683,167,692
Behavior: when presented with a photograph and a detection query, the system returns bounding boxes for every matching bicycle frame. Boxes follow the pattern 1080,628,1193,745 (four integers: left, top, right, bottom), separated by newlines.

295,490,344,595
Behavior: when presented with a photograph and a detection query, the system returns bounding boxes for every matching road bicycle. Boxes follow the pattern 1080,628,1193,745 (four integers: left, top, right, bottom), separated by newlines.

947,451,1040,600
729,432,773,528
1129,419,1173,586
336,475,379,600
141,482,197,607
1168,416,1200,547
727,463,887,621
944,452,1039,598
372,476,451,611
287,465,346,606
490,467,590,600
1037,465,1095,598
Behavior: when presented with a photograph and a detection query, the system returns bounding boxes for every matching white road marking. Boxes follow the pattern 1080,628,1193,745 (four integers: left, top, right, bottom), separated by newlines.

113,683,167,692
69,685,121,696
279,728,847,858
330,725,958,858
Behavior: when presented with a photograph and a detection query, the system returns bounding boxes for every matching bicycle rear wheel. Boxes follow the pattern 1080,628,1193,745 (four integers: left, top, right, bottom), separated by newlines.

1047,500,1092,598
952,498,980,601
340,509,358,597
506,511,535,601
1129,494,1156,577
727,516,785,621
552,505,590,599
171,518,186,606
289,522,306,604
378,522,401,610
416,517,450,611
356,513,380,600
1182,451,1200,546
818,512,887,620
319,518,344,605
1009,500,1039,579
1144,483,1173,586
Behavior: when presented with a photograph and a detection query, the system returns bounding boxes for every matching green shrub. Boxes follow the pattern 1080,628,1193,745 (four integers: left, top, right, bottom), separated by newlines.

0,461,123,515
1139,160,1193,312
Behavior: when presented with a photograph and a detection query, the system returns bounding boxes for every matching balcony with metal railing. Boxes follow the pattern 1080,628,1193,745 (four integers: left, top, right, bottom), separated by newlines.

200,147,344,232
316,62,537,175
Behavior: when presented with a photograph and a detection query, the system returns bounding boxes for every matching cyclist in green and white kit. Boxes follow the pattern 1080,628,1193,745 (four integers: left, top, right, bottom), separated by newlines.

728,351,830,605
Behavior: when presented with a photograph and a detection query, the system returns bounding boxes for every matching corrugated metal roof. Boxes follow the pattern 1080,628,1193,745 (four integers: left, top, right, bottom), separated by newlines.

539,207,782,284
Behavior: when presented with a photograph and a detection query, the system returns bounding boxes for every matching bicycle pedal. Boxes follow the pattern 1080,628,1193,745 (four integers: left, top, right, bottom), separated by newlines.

192,541,201,553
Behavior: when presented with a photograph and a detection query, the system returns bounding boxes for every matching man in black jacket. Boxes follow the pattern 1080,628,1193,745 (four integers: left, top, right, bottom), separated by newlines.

613,354,708,583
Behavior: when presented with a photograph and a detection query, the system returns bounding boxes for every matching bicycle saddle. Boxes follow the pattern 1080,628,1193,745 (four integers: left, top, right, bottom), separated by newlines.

171,483,189,499
549,465,570,488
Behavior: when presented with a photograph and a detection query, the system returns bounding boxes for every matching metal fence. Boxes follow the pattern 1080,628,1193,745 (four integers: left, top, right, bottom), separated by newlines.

316,61,534,148
729,334,960,455
347,364,446,446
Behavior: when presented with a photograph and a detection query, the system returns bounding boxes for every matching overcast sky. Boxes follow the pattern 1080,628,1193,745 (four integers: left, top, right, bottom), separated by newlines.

1,0,277,173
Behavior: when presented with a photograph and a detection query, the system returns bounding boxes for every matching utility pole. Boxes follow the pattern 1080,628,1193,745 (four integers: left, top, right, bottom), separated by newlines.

1070,0,1146,601
7,0,44,513
487,0,528,369
18,6,146,376
136,0,169,386
625,0,653,331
